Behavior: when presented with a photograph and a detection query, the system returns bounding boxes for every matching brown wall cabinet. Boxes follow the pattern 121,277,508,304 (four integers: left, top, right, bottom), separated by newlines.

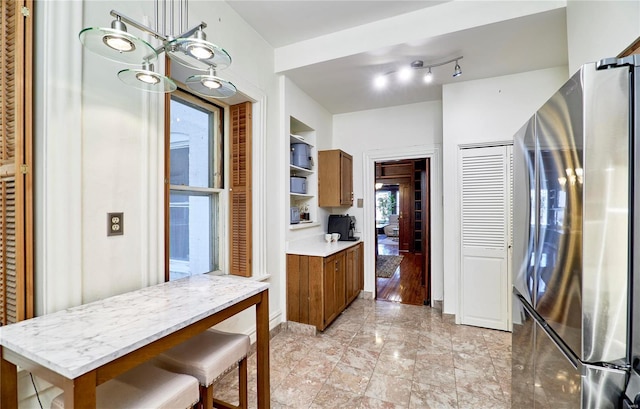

287,243,363,330
318,150,353,207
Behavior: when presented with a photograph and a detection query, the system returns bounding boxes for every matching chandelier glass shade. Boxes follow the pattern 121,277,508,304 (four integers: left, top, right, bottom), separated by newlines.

118,63,177,93
79,24,157,65
166,29,232,71
185,67,237,98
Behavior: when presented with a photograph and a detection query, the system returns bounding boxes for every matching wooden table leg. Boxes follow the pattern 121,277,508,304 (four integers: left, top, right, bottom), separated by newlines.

0,347,17,409
255,289,270,408
63,371,97,408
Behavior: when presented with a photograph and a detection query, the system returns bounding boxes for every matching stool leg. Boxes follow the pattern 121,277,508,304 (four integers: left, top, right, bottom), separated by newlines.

238,357,248,409
201,384,214,409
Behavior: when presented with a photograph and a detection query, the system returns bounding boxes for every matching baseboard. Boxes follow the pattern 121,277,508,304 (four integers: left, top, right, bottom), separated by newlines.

285,321,317,336
360,290,374,300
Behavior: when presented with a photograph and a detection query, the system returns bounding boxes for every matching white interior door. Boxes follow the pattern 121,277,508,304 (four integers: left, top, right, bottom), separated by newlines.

459,145,512,331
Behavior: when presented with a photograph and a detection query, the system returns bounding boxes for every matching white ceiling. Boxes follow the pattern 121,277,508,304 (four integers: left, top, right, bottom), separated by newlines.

225,0,450,47
225,1,569,114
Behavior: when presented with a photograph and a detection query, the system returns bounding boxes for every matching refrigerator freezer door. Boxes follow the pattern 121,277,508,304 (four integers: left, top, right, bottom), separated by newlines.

534,314,627,409
534,63,629,363
514,291,627,408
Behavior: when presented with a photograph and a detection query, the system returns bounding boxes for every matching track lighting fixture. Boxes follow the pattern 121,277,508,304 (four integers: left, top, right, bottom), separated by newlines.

79,2,235,97
373,56,463,89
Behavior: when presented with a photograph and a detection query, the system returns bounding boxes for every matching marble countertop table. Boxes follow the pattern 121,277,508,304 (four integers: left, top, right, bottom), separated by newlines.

0,274,271,408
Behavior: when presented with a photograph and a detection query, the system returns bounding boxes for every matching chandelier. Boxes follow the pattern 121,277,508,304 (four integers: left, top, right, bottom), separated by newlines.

78,2,236,98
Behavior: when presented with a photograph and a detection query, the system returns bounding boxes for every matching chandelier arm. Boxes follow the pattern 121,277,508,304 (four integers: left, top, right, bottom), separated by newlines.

149,45,167,59
174,23,208,40
109,10,206,44
110,10,169,41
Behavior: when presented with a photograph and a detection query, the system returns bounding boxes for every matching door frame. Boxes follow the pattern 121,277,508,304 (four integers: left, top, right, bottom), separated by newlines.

457,141,513,328
363,145,442,302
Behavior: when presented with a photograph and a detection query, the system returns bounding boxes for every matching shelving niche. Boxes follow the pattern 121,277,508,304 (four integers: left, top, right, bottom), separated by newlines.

289,116,319,229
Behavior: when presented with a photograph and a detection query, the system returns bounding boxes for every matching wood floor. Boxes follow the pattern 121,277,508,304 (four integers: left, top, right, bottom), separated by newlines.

376,236,425,306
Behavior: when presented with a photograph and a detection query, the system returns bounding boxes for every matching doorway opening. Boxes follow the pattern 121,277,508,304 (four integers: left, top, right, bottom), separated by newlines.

375,159,431,306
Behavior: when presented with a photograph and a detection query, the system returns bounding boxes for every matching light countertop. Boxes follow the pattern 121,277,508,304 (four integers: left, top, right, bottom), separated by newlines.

0,274,268,379
286,235,362,257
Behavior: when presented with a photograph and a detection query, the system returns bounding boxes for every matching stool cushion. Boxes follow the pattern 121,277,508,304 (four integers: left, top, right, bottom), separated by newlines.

154,329,250,387
50,363,199,409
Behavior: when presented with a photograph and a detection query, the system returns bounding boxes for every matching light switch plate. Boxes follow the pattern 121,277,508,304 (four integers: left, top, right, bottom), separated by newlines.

108,212,124,236
357,198,363,208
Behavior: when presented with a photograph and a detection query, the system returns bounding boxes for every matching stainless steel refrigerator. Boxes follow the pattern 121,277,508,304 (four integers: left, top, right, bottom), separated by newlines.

512,55,640,408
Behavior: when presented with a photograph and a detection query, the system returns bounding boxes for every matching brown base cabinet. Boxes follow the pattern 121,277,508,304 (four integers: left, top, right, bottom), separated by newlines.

287,243,363,331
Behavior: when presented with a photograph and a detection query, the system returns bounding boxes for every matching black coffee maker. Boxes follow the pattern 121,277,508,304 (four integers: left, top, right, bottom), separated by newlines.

328,214,359,241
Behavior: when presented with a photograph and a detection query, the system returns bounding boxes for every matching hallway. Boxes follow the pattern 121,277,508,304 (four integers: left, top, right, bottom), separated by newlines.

376,235,426,306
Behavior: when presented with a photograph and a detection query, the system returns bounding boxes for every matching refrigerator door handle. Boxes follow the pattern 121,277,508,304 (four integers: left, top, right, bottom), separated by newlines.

515,291,630,376
515,292,582,370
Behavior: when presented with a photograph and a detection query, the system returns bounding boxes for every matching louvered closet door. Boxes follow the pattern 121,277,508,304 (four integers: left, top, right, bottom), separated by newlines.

459,146,511,331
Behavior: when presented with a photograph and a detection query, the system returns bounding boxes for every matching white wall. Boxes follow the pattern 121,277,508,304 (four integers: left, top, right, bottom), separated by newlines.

441,66,568,315
280,77,333,320
333,101,443,299
567,0,640,74
35,1,282,334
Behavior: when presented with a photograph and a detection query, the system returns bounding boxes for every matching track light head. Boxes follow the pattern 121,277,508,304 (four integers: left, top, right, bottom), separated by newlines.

424,67,433,83
453,60,462,77
374,74,388,89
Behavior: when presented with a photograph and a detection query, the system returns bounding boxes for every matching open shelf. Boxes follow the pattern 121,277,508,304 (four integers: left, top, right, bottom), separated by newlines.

290,192,314,199
290,134,314,147
290,164,314,176
289,116,318,227
289,221,320,230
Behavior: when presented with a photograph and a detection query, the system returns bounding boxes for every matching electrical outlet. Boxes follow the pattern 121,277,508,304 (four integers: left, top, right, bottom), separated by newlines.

108,212,124,236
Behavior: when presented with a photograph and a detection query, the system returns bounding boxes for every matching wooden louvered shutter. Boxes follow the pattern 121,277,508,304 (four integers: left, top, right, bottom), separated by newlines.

229,102,252,277
0,0,33,325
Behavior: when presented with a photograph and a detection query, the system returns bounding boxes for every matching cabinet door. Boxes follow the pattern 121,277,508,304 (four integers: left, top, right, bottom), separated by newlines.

340,152,353,206
346,246,361,303
319,150,353,207
356,243,364,292
323,255,337,326
335,251,346,312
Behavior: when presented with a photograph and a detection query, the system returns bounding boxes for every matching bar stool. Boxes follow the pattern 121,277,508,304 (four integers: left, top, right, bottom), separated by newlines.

154,329,251,409
50,362,199,409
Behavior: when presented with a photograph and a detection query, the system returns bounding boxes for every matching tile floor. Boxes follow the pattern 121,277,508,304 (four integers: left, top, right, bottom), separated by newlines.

213,298,512,409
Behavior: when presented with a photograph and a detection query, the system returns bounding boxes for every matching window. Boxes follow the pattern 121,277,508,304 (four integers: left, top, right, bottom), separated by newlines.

375,189,397,222
167,91,224,281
